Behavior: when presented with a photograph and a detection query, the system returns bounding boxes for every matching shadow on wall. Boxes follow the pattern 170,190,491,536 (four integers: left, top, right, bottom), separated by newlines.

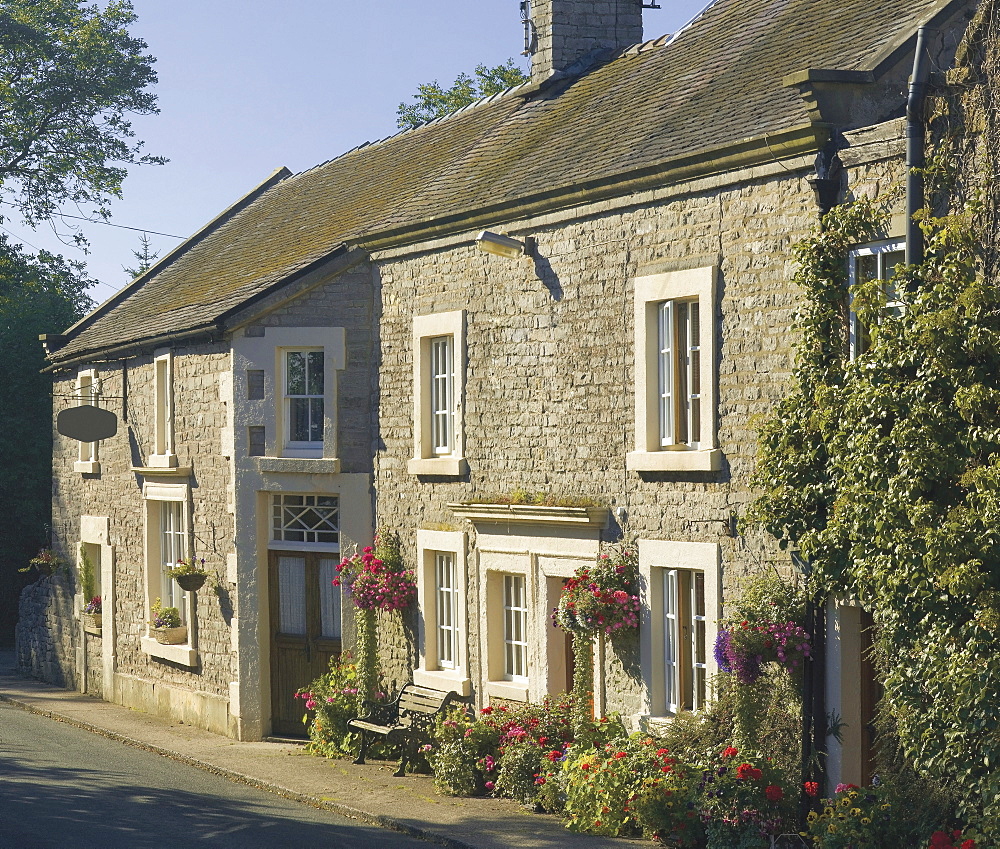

15,573,77,689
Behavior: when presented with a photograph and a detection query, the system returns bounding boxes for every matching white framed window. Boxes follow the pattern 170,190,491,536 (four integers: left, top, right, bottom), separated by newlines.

141,481,197,665
503,574,528,681
283,349,325,451
629,267,721,472
149,350,177,468
430,337,455,455
409,310,467,476
74,368,101,473
232,326,345,464
414,529,470,695
160,500,187,620
638,539,720,720
663,568,708,713
658,300,701,449
270,493,340,550
436,553,458,667
848,240,905,360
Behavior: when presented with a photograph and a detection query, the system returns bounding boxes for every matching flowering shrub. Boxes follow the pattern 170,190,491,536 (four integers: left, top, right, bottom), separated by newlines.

427,696,576,800
296,654,384,758
928,830,978,849
695,748,796,848
335,534,416,611
632,751,705,848
149,598,181,628
562,734,678,837
714,620,811,685
552,548,639,636
84,596,101,615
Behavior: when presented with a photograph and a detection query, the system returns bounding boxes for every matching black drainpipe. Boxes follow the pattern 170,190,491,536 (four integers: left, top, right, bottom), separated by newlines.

906,27,932,266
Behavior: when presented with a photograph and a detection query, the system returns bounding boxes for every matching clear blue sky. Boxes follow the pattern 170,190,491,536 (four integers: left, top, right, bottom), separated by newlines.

5,0,710,304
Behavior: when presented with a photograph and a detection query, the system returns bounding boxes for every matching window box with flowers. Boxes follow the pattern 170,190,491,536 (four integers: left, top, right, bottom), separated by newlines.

82,596,102,635
149,598,186,645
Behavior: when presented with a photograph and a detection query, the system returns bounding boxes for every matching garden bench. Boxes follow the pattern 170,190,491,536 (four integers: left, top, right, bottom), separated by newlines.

348,683,458,776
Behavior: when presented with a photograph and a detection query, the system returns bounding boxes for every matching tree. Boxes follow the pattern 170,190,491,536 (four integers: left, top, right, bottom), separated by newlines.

123,232,158,280
396,59,528,129
0,0,160,646
0,0,162,228
0,236,93,643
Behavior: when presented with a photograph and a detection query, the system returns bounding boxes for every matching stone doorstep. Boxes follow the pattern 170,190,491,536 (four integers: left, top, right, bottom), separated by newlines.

0,657,641,849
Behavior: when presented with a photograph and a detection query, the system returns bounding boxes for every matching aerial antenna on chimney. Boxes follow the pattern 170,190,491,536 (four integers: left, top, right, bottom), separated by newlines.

520,1,537,56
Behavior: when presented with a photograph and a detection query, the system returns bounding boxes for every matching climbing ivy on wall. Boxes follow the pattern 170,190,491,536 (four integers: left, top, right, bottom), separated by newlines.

746,6,1000,836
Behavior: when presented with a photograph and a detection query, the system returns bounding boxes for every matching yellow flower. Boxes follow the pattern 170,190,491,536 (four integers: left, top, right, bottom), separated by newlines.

807,812,818,823
839,798,851,807
824,807,835,816
880,803,890,810
862,817,872,825
828,825,838,834
851,807,862,816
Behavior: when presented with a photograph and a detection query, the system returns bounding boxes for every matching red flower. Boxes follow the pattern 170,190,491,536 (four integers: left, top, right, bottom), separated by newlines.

803,781,819,797
613,752,626,759
765,785,783,802
736,763,754,779
722,746,738,758
961,841,976,849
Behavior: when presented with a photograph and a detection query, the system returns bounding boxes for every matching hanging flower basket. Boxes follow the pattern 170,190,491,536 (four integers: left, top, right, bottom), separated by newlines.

167,558,209,592
152,625,187,645
175,572,207,592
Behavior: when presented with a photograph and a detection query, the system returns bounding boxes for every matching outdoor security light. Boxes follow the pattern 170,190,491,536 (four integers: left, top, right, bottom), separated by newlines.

475,230,528,259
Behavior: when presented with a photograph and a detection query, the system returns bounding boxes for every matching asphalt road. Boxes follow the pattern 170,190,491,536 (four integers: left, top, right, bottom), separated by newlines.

0,701,437,849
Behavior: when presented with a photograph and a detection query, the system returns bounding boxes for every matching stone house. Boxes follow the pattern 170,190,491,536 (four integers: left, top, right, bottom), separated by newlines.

19,0,975,787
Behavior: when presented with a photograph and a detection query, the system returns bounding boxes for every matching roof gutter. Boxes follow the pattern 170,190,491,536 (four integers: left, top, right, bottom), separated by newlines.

906,26,932,266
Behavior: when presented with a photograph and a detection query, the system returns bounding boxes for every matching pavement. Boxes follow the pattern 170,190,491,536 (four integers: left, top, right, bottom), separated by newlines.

0,651,643,849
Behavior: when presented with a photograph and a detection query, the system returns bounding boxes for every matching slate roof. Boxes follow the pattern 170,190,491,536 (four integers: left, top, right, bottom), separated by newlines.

49,0,960,365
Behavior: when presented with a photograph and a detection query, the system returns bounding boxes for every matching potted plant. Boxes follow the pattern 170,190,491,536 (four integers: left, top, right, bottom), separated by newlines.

82,596,102,632
149,598,186,644
19,548,65,577
168,557,209,592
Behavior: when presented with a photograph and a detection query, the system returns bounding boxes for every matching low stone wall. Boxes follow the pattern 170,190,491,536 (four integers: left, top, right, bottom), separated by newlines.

16,572,76,689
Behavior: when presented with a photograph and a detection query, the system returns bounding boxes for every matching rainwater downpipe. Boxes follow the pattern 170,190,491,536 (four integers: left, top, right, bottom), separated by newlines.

906,27,933,266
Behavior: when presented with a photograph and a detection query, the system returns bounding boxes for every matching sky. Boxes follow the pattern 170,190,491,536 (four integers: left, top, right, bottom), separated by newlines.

4,0,711,305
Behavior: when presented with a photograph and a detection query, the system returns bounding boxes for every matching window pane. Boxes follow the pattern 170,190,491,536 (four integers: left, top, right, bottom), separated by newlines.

658,301,673,447
676,303,689,444
278,556,307,635
436,553,456,669
307,351,324,396
503,574,527,680
319,558,341,639
431,336,454,454
272,494,340,546
289,398,309,441
309,398,324,442
664,569,678,711
857,254,878,283
286,352,305,395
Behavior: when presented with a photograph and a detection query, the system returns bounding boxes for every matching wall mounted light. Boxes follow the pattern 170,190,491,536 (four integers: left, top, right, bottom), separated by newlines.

476,230,532,259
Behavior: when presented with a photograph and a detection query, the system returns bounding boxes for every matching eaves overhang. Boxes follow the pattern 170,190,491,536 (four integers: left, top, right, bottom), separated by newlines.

358,122,829,253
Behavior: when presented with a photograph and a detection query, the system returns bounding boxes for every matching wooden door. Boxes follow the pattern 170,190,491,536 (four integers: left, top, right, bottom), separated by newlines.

269,551,342,737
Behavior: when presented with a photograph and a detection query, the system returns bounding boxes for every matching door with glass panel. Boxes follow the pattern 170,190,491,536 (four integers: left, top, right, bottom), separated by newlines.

269,552,341,736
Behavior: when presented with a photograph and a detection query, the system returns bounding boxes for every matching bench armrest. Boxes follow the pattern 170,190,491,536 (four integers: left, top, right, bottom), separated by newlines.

356,699,399,726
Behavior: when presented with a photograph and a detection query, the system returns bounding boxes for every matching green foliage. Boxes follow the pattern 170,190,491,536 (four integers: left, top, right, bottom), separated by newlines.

297,654,367,759
0,237,92,642
0,0,162,227
123,232,159,280
353,606,378,712
396,59,528,129
78,543,94,600
561,734,668,837
745,188,1000,838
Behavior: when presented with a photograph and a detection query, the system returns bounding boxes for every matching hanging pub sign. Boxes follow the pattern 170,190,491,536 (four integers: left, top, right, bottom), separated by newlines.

57,405,118,441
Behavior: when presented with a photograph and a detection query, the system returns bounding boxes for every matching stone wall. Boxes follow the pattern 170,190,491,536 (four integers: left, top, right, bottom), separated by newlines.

16,572,76,688
368,123,910,719
21,340,236,730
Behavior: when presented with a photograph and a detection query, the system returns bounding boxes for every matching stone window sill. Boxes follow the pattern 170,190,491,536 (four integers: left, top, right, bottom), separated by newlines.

413,668,471,697
626,448,722,473
484,680,529,702
141,636,198,667
408,456,468,477
254,456,341,474
74,460,101,474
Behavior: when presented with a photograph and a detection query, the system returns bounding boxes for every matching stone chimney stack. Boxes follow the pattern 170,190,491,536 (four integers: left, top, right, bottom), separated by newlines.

526,0,644,82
